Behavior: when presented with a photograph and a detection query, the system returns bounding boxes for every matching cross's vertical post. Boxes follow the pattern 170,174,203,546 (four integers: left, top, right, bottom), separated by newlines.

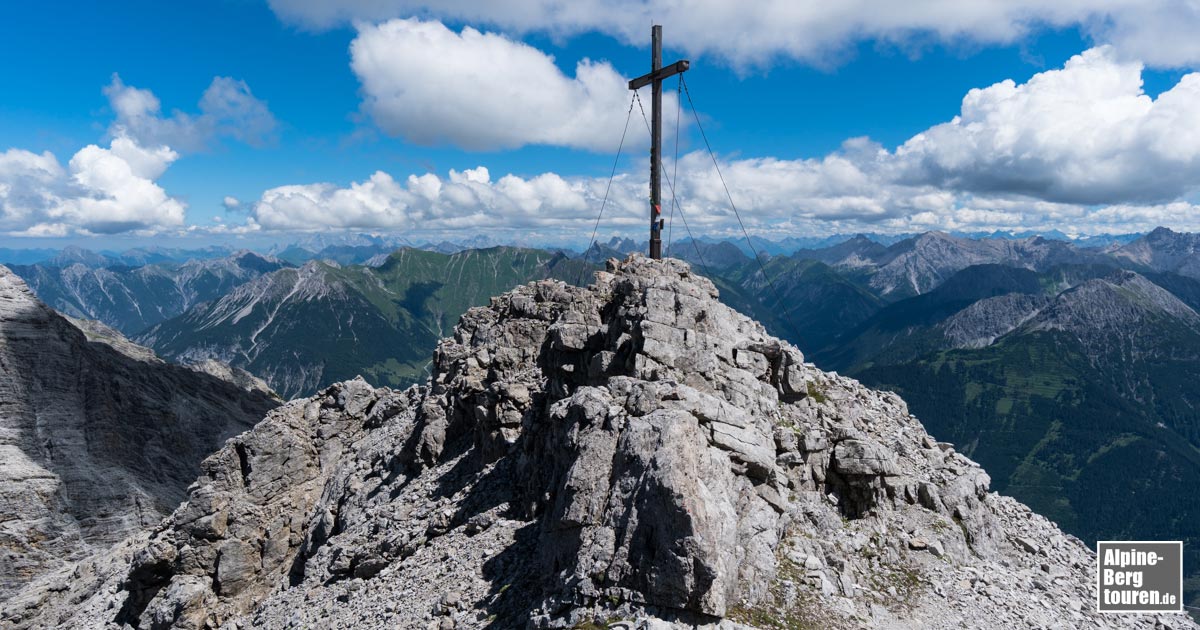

628,25,688,260
649,25,663,260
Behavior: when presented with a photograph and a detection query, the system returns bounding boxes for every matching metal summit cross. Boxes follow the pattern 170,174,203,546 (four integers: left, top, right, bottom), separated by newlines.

628,25,689,260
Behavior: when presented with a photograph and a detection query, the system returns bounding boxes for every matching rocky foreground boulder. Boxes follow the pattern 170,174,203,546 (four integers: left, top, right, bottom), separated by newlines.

0,266,281,603
4,256,1194,629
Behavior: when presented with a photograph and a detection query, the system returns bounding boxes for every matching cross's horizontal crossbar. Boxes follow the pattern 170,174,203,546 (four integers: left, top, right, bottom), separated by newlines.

628,60,690,90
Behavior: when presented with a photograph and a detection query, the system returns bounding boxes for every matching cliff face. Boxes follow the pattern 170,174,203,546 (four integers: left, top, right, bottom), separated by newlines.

0,266,279,601
5,256,1190,629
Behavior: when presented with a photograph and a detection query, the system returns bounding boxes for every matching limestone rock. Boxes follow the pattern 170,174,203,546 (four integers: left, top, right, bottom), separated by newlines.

4,255,1190,630
0,266,279,602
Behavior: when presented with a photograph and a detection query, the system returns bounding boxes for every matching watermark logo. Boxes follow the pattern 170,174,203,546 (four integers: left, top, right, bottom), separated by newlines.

1096,541,1183,613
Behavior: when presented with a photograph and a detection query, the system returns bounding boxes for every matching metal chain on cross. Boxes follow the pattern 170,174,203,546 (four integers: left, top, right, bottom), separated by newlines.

680,73,811,350
635,90,713,278
666,76,682,258
578,93,637,286
635,90,650,137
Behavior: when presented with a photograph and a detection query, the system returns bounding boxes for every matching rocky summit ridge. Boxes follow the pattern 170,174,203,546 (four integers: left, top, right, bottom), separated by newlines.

5,256,1194,629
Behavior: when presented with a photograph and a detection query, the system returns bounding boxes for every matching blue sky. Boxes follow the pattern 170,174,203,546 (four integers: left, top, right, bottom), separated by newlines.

2,1,1200,248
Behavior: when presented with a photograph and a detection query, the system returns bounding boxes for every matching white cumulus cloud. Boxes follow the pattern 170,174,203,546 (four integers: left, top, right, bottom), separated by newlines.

244,45,1200,238
104,74,277,151
894,46,1200,205
244,147,925,237
268,0,1200,70
0,76,275,236
0,136,185,236
350,18,677,151
251,166,605,231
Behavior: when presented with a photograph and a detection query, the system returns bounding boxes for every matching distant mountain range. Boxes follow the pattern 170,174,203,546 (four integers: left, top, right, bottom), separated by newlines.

0,244,239,268
136,247,592,398
10,252,290,335
0,227,1151,270
10,227,1200,609
12,227,1200,395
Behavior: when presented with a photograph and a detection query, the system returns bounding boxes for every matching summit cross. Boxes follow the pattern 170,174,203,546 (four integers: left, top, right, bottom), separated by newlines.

628,25,689,260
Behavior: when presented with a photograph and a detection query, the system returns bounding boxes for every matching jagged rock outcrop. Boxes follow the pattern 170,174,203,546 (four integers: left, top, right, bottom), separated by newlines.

940,293,1052,349
64,317,276,397
65,316,162,362
0,267,280,602
181,359,276,397
1113,226,1200,279
5,256,1193,629
1027,270,1200,335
